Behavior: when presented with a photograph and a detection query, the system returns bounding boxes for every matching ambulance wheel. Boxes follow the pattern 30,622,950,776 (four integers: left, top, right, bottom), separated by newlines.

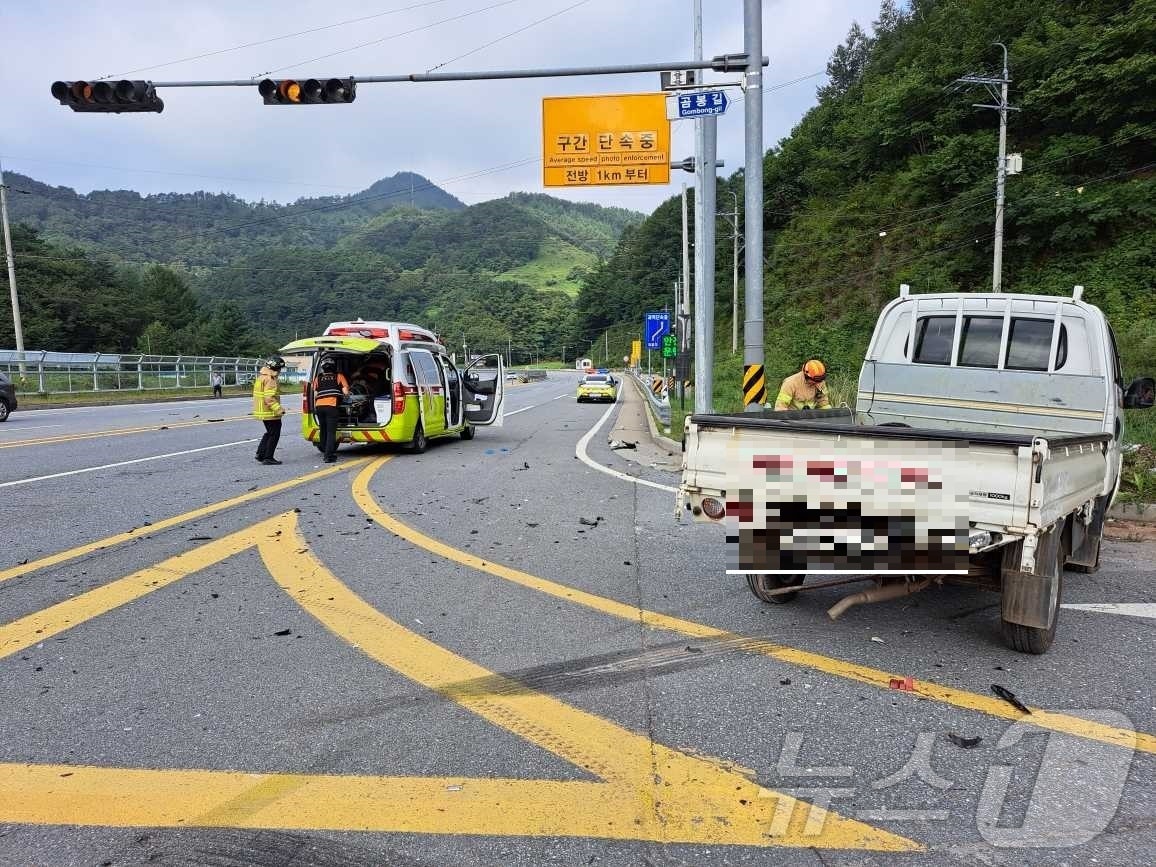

409,422,428,454
460,424,475,441
747,574,804,604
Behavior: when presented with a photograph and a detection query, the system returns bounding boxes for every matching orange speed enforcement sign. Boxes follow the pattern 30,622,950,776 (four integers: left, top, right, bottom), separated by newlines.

542,93,671,187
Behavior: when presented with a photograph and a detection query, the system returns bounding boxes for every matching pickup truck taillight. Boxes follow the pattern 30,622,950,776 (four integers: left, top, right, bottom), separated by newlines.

701,497,726,520
392,381,406,416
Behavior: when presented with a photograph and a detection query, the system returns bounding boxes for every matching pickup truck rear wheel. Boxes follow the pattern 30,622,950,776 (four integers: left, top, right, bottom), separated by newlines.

1001,534,1065,655
747,574,805,604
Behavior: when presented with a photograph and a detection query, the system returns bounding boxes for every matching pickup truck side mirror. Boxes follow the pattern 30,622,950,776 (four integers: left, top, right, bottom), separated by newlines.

1123,377,1155,409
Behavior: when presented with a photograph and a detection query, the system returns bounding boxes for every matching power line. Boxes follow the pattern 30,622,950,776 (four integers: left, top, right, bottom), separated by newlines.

259,0,526,77
426,0,595,73
97,0,458,80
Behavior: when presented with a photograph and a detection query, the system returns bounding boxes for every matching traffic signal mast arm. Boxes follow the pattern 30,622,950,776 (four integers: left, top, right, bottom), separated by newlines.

51,54,765,112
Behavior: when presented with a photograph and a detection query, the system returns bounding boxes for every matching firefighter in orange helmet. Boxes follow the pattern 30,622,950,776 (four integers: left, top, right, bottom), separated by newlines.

773,359,831,411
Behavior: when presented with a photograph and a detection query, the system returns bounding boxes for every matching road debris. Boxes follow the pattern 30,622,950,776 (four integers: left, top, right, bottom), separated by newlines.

273,629,292,637
888,676,915,691
578,516,603,527
991,684,1032,714
609,439,638,450
946,733,983,748
870,636,885,644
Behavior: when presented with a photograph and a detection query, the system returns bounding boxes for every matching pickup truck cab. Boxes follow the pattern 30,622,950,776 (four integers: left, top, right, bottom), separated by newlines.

679,286,1153,653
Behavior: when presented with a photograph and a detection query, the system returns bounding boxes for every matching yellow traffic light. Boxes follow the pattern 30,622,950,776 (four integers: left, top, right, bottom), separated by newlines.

279,80,302,103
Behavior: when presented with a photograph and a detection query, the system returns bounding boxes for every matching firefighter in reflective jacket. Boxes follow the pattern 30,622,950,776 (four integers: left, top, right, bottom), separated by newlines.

312,357,350,463
252,356,286,465
774,359,831,411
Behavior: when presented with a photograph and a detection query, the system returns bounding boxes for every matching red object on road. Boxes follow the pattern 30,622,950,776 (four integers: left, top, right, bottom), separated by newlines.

888,676,914,691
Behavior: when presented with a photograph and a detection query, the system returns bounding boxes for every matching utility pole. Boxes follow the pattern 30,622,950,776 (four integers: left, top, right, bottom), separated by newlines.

721,189,742,354
0,160,26,374
742,0,765,410
692,0,717,415
952,43,1018,292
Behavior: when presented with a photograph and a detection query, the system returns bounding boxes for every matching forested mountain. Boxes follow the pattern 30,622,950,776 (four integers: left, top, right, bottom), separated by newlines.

4,170,463,267
1,171,640,358
578,0,1156,395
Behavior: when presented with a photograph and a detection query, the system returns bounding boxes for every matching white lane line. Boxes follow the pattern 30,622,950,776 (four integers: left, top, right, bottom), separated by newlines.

1062,603,1156,621
552,394,569,401
0,439,258,489
574,389,677,493
505,393,573,416
0,423,65,433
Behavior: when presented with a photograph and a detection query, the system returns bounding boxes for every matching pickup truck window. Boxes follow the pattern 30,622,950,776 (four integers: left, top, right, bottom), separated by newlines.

913,316,955,365
958,316,1003,368
1006,318,1068,371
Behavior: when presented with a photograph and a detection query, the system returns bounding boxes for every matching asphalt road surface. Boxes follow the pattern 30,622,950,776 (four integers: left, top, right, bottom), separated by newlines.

1,376,1153,866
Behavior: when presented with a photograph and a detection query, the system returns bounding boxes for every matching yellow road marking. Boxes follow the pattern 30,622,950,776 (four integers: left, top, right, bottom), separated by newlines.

0,413,266,450
0,458,368,585
353,457,1156,756
0,512,914,850
0,524,260,659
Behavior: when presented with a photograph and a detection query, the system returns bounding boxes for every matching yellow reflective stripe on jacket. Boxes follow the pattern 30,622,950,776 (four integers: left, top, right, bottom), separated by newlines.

252,374,282,420
774,372,829,410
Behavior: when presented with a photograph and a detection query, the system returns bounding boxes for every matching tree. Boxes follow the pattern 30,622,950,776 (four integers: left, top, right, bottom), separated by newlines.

818,22,873,101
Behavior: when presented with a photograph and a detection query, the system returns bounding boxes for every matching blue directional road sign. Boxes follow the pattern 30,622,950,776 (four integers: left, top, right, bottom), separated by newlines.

675,90,728,118
644,311,671,349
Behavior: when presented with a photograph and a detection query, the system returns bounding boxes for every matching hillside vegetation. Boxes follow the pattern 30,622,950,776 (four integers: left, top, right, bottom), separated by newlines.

578,0,1156,400
2,173,640,359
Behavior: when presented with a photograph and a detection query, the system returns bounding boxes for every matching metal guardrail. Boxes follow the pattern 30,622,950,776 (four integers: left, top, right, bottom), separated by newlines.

0,350,266,395
513,369,548,382
630,368,671,426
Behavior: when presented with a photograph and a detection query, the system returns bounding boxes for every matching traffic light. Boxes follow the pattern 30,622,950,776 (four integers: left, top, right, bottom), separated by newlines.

51,79,163,113
258,77,356,106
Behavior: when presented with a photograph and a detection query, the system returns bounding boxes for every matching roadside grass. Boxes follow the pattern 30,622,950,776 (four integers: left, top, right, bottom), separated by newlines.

1119,410,1156,502
496,238,596,298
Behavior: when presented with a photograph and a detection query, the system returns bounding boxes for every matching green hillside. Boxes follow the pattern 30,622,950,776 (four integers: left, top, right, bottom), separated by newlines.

577,0,1156,400
497,237,598,298
1,171,641,360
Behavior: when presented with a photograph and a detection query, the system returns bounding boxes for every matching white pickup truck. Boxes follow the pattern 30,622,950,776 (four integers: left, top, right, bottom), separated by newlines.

679,286,1153,653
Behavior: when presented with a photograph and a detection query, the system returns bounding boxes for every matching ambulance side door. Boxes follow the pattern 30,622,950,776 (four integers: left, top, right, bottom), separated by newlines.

463,354,505,426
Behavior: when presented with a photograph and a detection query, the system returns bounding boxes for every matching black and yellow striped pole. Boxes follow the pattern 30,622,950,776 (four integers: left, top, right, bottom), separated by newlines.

742,363,766,407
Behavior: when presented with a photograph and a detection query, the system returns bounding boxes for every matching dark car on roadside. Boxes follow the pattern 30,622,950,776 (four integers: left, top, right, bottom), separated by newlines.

0,371,17,422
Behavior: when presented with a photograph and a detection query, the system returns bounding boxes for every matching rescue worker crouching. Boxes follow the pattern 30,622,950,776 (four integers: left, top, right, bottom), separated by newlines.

312,357,350,463
774,359,831,411
253,356,286,465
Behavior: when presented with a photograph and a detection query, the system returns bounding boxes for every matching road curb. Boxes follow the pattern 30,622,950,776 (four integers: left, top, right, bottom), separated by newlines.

1107,502,1156,524
625,376,682,454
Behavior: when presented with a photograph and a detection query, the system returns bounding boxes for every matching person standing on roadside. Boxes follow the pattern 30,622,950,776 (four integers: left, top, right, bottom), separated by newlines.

211,370,223,398
253,356,286,465
311,356,349,463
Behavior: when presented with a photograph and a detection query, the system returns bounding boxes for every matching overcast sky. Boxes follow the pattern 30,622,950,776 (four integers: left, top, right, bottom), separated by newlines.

3,0,881,215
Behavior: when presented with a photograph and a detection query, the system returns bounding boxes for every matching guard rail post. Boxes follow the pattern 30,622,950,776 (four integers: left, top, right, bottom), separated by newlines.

37,351,46,393
92,353,101,392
